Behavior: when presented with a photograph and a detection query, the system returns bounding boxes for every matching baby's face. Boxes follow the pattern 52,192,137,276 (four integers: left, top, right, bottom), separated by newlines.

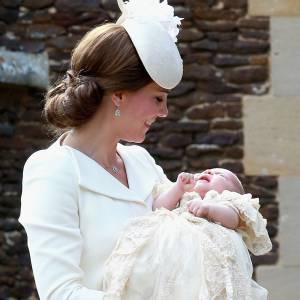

193,168,237,198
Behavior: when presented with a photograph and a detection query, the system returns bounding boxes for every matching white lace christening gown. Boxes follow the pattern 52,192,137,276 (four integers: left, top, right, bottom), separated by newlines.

102,189,272,300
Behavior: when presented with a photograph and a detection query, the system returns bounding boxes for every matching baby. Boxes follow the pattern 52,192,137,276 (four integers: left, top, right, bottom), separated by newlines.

103,168,271,300
153,168,245,229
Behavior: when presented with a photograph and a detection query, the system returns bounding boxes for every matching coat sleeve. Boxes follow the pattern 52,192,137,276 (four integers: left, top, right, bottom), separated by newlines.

18,148,107,300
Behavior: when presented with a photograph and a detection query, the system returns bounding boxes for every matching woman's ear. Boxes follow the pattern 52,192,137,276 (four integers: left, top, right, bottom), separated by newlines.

111,91,126,107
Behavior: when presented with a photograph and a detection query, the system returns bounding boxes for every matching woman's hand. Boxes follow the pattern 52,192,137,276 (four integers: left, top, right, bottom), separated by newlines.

187,198,210,218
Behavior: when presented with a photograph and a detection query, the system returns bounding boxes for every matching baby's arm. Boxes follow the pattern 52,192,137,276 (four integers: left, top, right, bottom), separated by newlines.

187,199,240,230
153,172,195,210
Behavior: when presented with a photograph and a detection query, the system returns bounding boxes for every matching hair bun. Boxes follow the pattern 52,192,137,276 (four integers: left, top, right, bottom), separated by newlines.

43,70,104,131
63,70,103,107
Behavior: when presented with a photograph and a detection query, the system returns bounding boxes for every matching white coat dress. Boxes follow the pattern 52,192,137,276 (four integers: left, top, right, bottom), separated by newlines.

19,131,170,300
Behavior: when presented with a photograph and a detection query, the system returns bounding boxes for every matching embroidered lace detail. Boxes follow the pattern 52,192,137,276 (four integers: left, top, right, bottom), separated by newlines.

154,183,272,255
102,215,158,298
203,190,272,255
102,207,264,299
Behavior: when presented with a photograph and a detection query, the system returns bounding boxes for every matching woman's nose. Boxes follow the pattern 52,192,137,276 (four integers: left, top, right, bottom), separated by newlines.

158,102,168,118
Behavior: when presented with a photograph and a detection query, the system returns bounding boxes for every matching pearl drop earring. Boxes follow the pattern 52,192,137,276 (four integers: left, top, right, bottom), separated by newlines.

114,105,121,117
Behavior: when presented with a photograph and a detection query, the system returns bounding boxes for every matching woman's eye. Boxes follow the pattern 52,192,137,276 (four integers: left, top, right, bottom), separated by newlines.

155,97,163,103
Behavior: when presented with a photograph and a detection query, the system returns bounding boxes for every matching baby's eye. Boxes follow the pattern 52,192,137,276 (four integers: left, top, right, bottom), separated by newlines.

155,97,163,103
216,173,225,178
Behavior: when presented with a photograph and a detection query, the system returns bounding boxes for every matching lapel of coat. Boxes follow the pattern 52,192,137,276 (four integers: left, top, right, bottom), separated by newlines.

55,139,157,206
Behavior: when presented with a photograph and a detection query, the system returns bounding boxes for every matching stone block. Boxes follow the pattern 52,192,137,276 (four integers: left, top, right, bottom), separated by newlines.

223,0,247,9
184,52,213,65
147,147,184,159
195,131,241,146
249,55,268,66
225,103,242,118
183,63,219,81
194,6,242,21
169,81,196,97
243,96,300,176
55,0,100,12
226,66,268,84
238,17,269,30
191,39,218,51
26,24,65,39
0,48,49,89
271,17,300,96
2,0,22,8
249,0,300,16
211,119,242,130
23,0,54,10
206,32,238,41
253,176,278,189
157,160,182,172
224,146,243,158
218,40,269,54
165,120,209,133
256,266,300,300
197,80,241,94
186,144,223,157
186,103,225,119
219,159,244,173
278,177,300,266
178,28,204,42
0,7,18,24
239,29,269,41
196,20,236,32
214,54,249,67
162,133,193,148
188,157,219,169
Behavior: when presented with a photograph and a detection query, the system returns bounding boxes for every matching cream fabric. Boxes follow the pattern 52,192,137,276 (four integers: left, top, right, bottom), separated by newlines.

103,189,272,299
116,0,183,89
18,132,169,300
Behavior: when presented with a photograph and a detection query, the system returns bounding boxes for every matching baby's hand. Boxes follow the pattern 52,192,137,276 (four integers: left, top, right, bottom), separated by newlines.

177,172,196,192
187,198,210,218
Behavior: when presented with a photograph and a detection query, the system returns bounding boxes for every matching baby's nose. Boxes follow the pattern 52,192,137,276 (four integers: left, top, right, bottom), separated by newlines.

205,169,213,175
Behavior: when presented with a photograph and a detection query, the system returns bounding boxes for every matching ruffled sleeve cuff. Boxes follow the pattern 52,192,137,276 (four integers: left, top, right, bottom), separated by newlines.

205,190,273,256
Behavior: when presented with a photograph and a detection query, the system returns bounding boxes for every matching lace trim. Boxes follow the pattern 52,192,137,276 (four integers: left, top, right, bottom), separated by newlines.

153,185,272,255
207,190,272,255
181,189,272,255
102,208,258,299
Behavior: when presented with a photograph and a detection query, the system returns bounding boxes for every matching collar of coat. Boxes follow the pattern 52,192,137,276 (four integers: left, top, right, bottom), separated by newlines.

50,133,158,207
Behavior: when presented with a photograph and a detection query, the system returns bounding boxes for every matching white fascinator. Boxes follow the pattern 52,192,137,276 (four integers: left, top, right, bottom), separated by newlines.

116,0,183,89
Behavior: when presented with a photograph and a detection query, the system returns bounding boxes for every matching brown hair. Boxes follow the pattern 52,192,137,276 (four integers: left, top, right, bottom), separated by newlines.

42,23,152,137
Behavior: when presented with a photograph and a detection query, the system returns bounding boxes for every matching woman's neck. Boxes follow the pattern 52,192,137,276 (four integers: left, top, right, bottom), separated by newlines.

62,122,120,167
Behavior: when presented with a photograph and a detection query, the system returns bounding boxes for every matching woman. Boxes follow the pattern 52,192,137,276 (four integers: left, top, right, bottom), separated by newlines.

19,0,183,299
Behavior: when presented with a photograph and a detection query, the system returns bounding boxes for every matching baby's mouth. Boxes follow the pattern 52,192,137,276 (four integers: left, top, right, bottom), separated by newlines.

197,174,210,182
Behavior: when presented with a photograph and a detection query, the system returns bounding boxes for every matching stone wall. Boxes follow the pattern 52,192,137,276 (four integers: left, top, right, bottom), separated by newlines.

0,0,277,298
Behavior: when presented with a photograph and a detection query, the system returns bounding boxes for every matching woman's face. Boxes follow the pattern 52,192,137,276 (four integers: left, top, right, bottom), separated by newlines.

119,82,169,143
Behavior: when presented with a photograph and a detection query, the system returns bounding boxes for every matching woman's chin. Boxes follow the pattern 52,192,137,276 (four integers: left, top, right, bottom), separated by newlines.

122,134,146,144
